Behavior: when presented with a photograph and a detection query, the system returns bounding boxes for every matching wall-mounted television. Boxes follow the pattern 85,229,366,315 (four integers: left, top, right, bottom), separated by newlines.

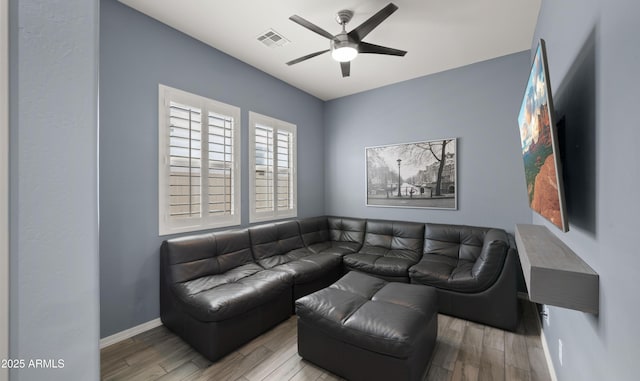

517,39,569,232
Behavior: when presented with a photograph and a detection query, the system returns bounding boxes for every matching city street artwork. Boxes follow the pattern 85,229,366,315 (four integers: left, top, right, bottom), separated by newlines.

365,139,457,209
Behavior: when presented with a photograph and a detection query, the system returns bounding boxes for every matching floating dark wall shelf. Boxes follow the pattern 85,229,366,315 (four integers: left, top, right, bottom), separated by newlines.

515,224,599,314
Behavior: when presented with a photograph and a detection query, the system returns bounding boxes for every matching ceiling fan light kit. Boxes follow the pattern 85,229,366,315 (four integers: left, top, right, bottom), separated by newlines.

287,3,407,77
331,40,358,62
331,9,357,62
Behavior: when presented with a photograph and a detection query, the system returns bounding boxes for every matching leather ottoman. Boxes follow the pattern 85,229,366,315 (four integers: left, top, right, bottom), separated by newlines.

295,271,437,381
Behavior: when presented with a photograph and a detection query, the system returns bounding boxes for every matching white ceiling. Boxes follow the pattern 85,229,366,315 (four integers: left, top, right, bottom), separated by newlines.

119,0,541,101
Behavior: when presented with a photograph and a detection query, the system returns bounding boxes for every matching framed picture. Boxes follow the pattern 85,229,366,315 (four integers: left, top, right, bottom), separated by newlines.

366,138,457,209
517,39,568,231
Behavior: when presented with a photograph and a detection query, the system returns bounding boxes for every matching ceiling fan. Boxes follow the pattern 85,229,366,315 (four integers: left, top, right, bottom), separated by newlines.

286,3,407,78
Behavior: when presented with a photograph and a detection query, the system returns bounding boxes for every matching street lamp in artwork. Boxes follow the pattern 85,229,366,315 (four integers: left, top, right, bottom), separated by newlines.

397,158,402,197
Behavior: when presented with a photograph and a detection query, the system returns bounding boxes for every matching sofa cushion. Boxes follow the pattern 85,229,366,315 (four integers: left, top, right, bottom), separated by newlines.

215,230,256,273
249,221,305,260
343,220,424,277
423,223,488,261
408,254,458,284
344,250,421,277
248,219,342,285
177,263,264,296
410,225,509,292
306,241,362,256
363,220,424,258
268,253,343,284
256,247,311,269
162,229,254,283
298,216,365,255
173,267,292,322
328,217,366,246
298,216,330,247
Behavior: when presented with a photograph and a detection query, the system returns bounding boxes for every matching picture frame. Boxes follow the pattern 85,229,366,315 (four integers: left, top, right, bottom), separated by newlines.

517,39,568,231
365,138,457,209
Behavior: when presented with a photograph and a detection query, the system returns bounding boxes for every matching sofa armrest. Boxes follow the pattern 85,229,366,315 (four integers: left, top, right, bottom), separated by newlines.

471,229,509,281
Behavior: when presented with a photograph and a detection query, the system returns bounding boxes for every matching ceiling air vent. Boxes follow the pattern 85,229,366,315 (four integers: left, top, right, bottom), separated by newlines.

257,29,290,48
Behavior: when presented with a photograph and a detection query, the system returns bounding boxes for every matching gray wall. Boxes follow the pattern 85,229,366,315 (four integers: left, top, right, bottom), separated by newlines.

324,52,533,232
531,1,640,380
9,0,100,380
99,0,324,337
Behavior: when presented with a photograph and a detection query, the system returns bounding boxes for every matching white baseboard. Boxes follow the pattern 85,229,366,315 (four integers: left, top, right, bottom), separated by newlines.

100,318,162,349
537,316,559,381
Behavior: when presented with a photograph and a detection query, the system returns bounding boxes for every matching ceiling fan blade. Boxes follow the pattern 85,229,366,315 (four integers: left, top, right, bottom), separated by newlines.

289,15,336,40
358,42,406,56
340,61,350,77
286,49,330,66
348,3,399,41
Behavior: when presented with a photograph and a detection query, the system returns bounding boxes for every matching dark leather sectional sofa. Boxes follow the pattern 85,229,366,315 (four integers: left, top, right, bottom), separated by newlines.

160,216,518,361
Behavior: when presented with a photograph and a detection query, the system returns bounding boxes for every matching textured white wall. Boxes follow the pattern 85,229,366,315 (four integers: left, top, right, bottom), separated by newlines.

0,0,9,380
9,0,100,379
532,1,640,380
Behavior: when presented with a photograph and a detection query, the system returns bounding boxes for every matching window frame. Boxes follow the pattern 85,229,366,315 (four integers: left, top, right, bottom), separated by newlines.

158,84,241,235
248,111,298,223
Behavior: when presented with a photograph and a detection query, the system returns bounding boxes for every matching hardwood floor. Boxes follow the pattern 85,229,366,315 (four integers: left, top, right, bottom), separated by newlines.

101,300,551,381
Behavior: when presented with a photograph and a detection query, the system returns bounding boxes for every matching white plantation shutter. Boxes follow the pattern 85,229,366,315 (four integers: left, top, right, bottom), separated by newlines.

276,130,293,210
159,85,241,235
207,111,235,216
249,112,297,222
254,125,274,213
168,102,202,219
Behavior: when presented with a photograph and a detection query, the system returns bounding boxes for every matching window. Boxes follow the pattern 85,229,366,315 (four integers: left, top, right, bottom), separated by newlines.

159,85,241,235
249,112,297,222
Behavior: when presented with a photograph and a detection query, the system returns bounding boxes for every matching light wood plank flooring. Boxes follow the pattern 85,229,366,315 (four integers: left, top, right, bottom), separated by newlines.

101,300,551,381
